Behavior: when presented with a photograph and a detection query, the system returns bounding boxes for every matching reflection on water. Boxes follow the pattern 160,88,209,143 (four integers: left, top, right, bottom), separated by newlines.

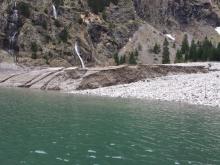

0,88,220,165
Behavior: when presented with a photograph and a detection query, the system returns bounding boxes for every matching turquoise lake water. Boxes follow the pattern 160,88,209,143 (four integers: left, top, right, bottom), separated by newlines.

0,88,220,165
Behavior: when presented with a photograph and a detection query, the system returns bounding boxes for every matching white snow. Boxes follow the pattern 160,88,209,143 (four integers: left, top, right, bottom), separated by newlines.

165,34,175,41
215,27,220,35
71,62,220,107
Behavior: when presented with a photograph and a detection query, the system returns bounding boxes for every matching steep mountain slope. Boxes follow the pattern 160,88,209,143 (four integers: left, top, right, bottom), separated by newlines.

0,0,220,66
133,0,220,40
0,0,139,66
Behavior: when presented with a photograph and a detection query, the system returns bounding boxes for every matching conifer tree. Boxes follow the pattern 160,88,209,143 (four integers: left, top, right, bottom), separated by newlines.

162,38,170,64
119,55,126,64
129,52,137,65
175,49,183,63
189,39,197,61
201,37,213,61
216,43,220,61
196,41,203,61
114,53,119,65
153,43,161,54
210,43,220,61
181,34,189,61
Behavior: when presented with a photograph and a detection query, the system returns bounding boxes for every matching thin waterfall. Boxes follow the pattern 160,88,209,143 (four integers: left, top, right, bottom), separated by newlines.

52,4,58,19
8,32,17,54
74,42,85,69
7,0,19,57
14,0,17,8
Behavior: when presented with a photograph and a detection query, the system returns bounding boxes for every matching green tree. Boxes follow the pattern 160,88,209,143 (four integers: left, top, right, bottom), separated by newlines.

210,43,220,61
114,53,119,65
31,42,38,59
134,49,139,57
119,55,126,64
201,37,213,61
196,41,203,61
189,39,197,61
175,49,183,63
162,38,170,64
129,52,137,65
181,34,189,61
152,43,161,54
215,43,220,61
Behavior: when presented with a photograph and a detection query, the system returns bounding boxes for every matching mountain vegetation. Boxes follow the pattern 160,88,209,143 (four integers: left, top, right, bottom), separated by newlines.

176,36,220,63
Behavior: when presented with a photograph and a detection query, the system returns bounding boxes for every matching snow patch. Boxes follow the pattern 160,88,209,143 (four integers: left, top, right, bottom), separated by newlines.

215,27,220,35
165,34,175,41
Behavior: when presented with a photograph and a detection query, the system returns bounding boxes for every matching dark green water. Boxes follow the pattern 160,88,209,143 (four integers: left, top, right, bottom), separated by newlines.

0,88,220,165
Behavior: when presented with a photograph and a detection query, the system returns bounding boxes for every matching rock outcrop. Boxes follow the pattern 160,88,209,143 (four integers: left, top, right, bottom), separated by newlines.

0,0,220,66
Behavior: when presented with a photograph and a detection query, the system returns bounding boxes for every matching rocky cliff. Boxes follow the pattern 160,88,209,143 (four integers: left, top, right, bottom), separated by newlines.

0,0,220,67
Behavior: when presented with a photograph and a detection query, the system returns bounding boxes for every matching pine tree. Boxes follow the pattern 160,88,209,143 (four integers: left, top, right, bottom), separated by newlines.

153,43,161,54
175,49,183,63
162,38,170,64
216,43,220,61
189,39,197,62
194,41,201,61
114,53,119,65
129,52,137,65
181,34,189,61
181,34,189,54
134,49,139,57
119,55,126,64
201,37,213,61
210,43,220,61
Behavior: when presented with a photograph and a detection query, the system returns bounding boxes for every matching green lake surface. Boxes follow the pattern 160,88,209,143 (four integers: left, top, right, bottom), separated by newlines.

0,88,220,165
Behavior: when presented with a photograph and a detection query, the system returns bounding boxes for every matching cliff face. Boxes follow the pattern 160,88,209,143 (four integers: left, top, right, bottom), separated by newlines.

134,0,220,26
0,0,220,66
0,0,139,66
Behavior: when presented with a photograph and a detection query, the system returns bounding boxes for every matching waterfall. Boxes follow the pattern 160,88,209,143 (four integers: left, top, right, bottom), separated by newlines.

12,8,19,23
52,4,58,19
8,32,17,54
74,42,86,69
14,0,17,8
6,0,20,58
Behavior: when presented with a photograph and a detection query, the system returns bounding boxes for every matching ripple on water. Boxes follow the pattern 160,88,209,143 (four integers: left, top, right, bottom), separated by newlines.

175,161,180,165
112,156,123,159
145,149,153,153
88,150,96,153
32,150,47,154
56,157,69,162
89,155,96,159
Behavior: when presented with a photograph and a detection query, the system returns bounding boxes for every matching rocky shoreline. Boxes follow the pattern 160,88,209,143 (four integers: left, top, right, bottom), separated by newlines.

1,62,219,107
0,62,207,90
72,63,220,108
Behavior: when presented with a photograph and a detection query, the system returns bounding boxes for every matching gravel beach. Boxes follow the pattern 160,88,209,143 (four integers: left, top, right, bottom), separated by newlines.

71,62,220,107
